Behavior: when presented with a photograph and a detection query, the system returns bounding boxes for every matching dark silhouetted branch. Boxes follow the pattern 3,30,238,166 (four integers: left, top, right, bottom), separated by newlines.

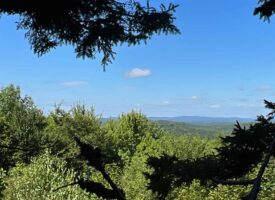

73,136,125,200
245,135,275,200
53,179,122,199
99,168,126,200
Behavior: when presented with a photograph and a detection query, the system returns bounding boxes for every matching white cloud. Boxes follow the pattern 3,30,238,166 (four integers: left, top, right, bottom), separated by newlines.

210,104,221,109
160,100,171,106
191,96,198,100
61,81,86,88
125,68,152,78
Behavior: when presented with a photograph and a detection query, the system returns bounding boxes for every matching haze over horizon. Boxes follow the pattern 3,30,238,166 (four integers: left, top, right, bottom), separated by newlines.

1,0,275,118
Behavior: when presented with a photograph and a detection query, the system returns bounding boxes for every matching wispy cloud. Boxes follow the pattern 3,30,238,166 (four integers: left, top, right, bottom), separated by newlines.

210,104,221,109
60,81,86,88
255,85,272,92
159,100,171,106
191,96,198,100
125,68,152,78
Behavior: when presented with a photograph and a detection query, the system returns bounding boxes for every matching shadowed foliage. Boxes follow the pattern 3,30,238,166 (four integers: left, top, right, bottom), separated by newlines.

74,136,105,171
0,0,179,69
146,155,219,199
77,179,122,199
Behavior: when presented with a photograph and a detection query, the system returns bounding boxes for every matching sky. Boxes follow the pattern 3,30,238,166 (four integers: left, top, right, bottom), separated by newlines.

1,0,275,118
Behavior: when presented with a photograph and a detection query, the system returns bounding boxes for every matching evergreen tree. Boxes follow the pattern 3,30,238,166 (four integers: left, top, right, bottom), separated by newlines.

0,0,179,69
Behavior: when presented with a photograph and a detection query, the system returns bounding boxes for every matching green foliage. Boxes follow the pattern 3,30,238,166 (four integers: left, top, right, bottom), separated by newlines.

206,184,249,200
158,134,220,159
167,180,209,200
0,85,47,169
3,151,96,200
103,111,163,164
101,112,166,199
0,168,6,199
121,133,161,200
121,132,219,199
248,159,275,200
0,85,274,199
45,105,106,169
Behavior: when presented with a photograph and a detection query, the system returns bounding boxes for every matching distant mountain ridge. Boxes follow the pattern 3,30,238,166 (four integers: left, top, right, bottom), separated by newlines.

149,116,254,124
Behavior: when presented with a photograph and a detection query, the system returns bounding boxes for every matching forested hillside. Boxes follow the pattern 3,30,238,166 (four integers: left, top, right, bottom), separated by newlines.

0,85,274,200
155,120,237,137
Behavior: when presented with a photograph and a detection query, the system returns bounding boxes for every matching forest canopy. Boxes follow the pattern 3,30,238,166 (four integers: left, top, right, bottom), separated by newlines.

0,85,274,200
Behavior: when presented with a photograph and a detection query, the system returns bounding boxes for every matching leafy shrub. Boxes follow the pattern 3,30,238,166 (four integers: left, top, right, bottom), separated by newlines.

3,151,97,200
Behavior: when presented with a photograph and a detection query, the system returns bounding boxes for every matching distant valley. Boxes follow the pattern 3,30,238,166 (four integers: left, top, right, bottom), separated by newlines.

103,116,254,137
150,116,254,137
149,116,254,124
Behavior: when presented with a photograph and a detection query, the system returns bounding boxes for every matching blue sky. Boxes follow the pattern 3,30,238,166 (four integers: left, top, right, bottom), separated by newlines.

1,0,275,118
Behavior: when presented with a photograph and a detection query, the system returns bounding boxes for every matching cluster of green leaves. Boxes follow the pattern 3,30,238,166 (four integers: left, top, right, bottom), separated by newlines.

0,85,47,169
0,85,274,200
3,151,95,200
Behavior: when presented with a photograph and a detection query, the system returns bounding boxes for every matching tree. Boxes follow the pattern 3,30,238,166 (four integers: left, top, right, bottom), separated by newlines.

0,85,47,170
72,136,126,200
103,111,163,164
0,0,179,69
45,104,108,169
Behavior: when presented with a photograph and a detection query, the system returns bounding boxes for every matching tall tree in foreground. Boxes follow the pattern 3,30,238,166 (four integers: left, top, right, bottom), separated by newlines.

0,0,179,69
0,85,47,170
